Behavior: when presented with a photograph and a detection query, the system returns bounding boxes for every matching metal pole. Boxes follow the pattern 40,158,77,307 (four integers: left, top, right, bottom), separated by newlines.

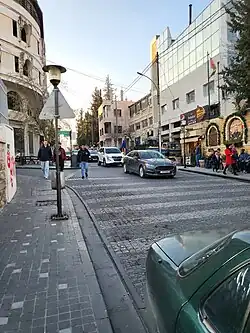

156,52,162,153
183,126,186,168
91,113,94,146
70,130,72,167
54,87,63,217
217,61,220,104
115,96,118,147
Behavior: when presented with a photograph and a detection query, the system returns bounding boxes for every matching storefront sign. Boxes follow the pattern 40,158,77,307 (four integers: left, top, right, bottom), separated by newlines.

181,104,220,126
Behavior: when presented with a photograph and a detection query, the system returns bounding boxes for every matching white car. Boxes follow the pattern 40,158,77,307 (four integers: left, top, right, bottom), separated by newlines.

98,147,123,166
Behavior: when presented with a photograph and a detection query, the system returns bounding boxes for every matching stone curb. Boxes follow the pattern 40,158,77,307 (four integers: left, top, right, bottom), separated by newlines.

62,189,114,333
179,167,250,183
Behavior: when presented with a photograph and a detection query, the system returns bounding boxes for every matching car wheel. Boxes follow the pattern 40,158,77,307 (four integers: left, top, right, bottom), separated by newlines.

123,163,129,174
103,159,107,167
98,159,101,166
139,166,145,178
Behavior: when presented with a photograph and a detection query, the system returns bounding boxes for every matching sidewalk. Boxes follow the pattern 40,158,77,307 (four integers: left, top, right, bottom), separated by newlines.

16,162,79,170
0,175,112,333
179,166,250,182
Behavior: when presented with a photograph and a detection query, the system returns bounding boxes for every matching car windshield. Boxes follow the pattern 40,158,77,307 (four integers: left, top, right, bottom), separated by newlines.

139,151,165,159
105,148,121,154
90,150,97,154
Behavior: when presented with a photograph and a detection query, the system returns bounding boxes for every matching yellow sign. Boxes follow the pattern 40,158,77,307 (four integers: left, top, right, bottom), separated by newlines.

150,36,158,63
98,104,103,117
196,106,205,121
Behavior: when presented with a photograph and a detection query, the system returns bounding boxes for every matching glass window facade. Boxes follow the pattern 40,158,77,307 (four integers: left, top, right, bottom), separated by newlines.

158,0,222,90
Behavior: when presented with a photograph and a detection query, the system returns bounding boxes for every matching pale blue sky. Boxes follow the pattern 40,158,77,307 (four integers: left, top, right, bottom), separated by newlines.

39,0,212,109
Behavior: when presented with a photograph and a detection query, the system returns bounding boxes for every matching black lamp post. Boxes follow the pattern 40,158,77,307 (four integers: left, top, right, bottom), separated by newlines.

181,119,187,168
42,64,66,219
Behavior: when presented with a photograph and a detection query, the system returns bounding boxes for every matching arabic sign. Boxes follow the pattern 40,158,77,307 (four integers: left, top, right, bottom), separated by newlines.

181,104,220,126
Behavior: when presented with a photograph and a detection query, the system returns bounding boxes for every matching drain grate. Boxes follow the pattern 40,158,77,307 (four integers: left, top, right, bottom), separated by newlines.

36,200,57,206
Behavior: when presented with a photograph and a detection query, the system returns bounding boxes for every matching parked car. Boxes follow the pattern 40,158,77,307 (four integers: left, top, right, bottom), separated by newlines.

97,147,123,166
89,149,98,162
146,228,250,333
123,150,176,178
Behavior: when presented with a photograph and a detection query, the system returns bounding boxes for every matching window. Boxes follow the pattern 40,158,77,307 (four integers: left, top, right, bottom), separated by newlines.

186,90,195,104
105,148,121,154
203,81,215,97
135,122,140,130
114,109,121,117
12,20,17,37
172,98,179,110
114,126,122,134
173,121,181,128
149,117,153,125
208,126,219,146
23,59,31,77
21,27,27,43
203,265,250,333
129,124,134,132
14,56,19,73
37,41,40,55
162,124,169,131
161,104,167,114
7,91,22,111
142,119,148,128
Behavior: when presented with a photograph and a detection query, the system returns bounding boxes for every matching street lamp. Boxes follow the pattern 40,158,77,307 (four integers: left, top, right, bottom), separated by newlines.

43,64,66,219
181,119,187,168
137,71,162,153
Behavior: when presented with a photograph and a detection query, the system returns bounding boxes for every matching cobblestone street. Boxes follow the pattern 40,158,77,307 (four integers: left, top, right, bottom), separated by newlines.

0,172,112,333
67,164,250,301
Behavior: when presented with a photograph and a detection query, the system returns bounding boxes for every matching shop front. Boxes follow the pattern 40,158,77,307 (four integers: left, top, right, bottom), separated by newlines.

180,103,220,164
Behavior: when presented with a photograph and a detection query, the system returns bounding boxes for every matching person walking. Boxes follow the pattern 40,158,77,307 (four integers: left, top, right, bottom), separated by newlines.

38,140,52,179
77,145,90,179
223,144,237,175
195,143,201,167
53,142,66,171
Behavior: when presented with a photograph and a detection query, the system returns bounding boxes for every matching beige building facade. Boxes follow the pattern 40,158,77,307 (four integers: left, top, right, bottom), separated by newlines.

98,99,133,147
128,93,155,146
0,0,46,155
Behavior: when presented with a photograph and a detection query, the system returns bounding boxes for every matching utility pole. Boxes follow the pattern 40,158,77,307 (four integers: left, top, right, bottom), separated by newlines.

91,112,94,146
207,52,211,111
156,52,162,153
114,95,118,147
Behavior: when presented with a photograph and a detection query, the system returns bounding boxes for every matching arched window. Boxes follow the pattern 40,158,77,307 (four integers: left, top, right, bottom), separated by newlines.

23,59,31,77
7,91,22,112
208,126,219,146
21,27,27,42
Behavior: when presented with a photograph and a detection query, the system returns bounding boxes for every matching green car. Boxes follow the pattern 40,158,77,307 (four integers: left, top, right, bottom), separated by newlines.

146,229,250,333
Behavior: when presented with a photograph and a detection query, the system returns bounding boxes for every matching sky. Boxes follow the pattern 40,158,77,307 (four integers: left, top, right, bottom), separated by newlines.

39,0,212,111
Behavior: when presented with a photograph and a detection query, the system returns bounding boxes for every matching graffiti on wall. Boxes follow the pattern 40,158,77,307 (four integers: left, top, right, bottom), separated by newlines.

0,143,6,208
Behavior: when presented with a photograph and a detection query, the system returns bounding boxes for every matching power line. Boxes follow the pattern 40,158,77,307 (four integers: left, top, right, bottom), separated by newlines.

0,46,147,95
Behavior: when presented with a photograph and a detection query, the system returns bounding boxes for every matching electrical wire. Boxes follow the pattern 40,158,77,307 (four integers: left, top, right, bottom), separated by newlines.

0,45,147,95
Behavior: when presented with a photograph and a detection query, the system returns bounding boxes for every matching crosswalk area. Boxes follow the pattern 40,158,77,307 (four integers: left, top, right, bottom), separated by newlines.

67,167,250,301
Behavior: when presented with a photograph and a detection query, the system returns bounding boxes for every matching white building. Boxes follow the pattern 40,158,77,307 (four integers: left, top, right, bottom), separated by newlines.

0,0,46,155
158,0,236,156
98,99,133,147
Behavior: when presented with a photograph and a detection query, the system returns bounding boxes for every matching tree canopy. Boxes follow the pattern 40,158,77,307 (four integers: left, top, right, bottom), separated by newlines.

222,0,250,108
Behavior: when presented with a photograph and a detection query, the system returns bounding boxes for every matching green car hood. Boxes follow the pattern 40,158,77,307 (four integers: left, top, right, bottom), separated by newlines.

156,228,235,267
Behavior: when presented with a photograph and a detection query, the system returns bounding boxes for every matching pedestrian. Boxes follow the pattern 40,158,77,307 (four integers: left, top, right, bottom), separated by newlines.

223,144,238,175
239,149,248,173
212,148,221,172
38,140,52,179
53,142,66,171
77,145,90,179
195,142,201,167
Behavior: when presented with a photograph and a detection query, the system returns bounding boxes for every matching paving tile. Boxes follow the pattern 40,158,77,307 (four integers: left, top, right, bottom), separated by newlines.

51,240,58,243
11,301,24,309
59,328,72,333
6,263,16,268
20,250,27,254
58,284,68,290
41,259,49,263
0,317,8,325
22,243,30,246
10,240,17,243
57,248,65,252
39,273,48,278
26,234,32,237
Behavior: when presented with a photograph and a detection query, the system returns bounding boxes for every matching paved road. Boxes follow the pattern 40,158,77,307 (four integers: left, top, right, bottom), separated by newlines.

67,164,250,301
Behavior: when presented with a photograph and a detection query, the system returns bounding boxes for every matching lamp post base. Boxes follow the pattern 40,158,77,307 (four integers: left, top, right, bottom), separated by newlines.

51,213,69,221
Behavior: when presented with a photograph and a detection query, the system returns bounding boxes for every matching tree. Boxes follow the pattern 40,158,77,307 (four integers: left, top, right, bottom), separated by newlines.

76,109,92,146
103,75,114,100
222,0,250,108
90,87,102,144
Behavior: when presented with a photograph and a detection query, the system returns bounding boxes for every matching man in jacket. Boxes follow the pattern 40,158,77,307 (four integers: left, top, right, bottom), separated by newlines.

38,141,52,179
53,143,66,171
77,146,90,179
